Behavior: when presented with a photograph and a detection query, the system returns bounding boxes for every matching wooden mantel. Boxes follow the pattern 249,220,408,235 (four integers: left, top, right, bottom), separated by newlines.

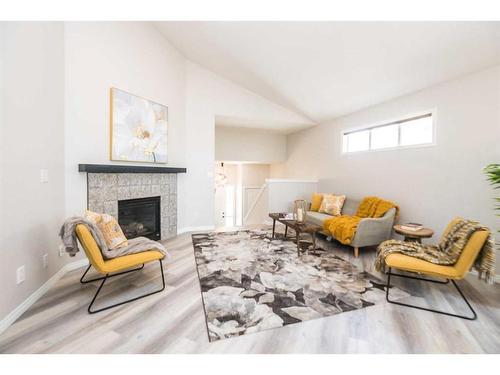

78,164,187,174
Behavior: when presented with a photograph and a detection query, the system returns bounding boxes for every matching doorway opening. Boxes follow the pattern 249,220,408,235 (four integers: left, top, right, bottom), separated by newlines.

214,162,270,229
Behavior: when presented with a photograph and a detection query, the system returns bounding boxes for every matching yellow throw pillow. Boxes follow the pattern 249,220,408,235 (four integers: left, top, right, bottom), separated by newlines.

85,210,128,249
319,194,346,216
85,210,102,225
310,193,324,212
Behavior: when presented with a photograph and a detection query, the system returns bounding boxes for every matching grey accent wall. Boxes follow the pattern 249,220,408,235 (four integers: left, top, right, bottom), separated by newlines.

87,173,178,239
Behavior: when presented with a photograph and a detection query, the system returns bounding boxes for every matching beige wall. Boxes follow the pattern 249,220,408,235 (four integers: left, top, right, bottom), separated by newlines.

279,66,500,256
215,126,286,163
0,22,67,320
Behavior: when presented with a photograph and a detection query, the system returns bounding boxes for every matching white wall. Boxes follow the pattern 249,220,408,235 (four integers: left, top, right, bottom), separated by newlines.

64,22,187,228
215,126,286,163
214,163,239,227
242,164,271,187
279,66,500,255
182,62,314,230
64,23,314,234
0,22,66,320
267,179,319,214
1,22,313,323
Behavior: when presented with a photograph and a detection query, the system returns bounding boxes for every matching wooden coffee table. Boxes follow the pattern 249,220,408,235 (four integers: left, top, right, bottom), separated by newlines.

393,224,434,243
269,213,322,255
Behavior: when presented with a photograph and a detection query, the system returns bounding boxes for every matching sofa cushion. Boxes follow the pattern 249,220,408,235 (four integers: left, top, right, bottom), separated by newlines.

310,193,323,212
319,194,346,216
85,210,128,250
306,211,333,227
341,198,359,216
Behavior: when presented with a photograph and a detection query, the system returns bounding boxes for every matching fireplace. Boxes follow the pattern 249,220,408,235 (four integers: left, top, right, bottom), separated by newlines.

118,196,161,240
85,171,180,239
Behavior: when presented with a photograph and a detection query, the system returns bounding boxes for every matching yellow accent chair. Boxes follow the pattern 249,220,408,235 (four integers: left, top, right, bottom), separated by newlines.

76,224,165,314
384,218,490,320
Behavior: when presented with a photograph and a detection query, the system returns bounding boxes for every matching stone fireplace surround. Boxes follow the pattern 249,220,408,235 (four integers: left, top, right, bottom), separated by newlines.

86,172,178,240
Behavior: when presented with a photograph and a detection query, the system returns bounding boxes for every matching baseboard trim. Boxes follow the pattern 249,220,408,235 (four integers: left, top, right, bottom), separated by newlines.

0,258,89,336
177,226,215,235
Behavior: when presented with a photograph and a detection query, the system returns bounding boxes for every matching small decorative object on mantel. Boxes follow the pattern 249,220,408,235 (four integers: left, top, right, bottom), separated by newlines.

110,87,168,164
294,199,307,223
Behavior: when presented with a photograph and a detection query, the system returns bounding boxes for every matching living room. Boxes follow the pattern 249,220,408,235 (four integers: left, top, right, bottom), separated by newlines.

0,1,499,369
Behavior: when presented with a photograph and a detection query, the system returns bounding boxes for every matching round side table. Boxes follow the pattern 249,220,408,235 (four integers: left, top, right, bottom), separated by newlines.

393,224,434,243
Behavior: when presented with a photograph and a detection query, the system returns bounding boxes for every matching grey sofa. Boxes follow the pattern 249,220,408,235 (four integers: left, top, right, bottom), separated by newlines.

306,198,396,257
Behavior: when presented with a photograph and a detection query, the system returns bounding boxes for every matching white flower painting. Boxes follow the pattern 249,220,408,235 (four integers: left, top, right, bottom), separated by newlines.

110,88,168,163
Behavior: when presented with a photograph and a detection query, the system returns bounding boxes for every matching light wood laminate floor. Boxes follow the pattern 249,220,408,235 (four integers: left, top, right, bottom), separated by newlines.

0,228,499,354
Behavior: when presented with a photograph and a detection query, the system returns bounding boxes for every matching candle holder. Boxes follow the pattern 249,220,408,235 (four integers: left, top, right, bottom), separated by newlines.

293,199,307,224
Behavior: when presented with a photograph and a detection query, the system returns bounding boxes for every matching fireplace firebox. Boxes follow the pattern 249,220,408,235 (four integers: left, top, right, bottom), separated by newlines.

118,196,161,240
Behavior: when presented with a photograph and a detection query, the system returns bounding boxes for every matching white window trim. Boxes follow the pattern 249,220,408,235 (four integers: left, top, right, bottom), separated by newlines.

340,109,437,155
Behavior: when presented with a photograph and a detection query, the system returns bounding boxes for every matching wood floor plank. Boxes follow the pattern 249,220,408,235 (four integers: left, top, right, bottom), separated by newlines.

0,228,499,354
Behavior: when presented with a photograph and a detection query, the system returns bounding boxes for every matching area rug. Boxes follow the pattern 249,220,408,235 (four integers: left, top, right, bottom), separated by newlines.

192,229,409,342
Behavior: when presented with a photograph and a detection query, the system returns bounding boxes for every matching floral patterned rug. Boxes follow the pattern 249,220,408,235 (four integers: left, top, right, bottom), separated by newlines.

192,229,409,342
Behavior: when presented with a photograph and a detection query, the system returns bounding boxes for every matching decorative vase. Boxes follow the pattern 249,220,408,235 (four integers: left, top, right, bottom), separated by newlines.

294,199,307,223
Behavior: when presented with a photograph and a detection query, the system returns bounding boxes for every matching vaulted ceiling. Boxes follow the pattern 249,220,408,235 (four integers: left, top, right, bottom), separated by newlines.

156,21,500,125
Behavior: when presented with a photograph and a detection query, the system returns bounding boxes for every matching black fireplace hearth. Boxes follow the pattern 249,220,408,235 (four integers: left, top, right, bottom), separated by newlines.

118,196,161,240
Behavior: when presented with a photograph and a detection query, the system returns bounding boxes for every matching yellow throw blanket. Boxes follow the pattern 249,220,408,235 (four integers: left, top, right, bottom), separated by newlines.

323,196,399,245
376,219,495,284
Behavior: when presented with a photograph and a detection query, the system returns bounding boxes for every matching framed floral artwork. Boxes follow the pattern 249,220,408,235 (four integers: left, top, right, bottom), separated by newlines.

110,88,168,163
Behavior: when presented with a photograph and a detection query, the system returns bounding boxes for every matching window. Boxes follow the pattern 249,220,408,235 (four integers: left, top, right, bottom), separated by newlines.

371,124,398,150
343,129,369,153
342,113,434,153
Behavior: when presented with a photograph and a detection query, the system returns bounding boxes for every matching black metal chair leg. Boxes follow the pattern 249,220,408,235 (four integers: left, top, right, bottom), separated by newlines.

385,267,477,320
80,263,145,284
86,260,165,314
450,280,477,320
388,271,450,284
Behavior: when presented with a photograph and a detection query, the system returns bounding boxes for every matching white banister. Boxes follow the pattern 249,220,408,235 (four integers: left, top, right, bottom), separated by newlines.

243,182,267,225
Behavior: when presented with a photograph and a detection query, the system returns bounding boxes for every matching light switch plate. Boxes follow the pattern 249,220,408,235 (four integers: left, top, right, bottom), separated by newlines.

40,169,49,183
17,266,26,284
43,254,49,268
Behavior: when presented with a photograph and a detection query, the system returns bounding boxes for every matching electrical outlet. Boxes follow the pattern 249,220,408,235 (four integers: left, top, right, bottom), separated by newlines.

17,266,26,284
43,253,49,268
59,244,65,257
